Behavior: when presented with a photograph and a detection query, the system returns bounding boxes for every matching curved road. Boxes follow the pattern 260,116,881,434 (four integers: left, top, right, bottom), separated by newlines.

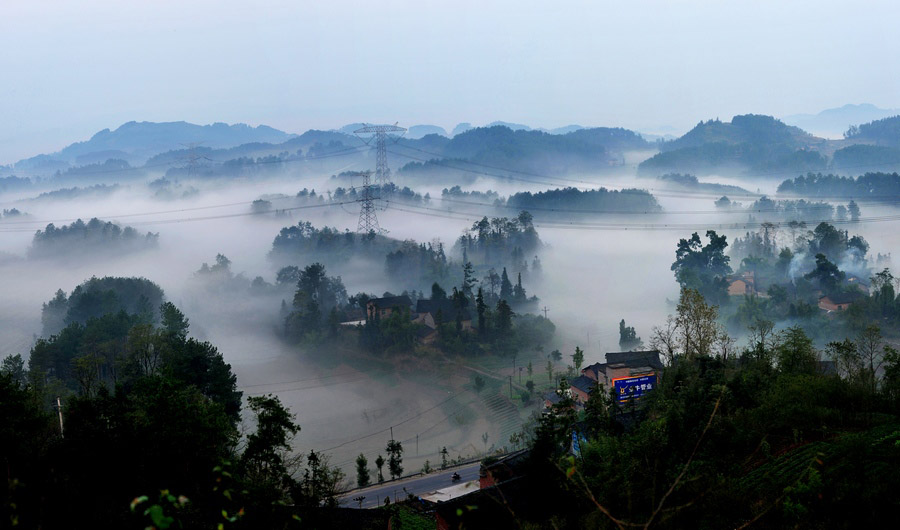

339,462,482,508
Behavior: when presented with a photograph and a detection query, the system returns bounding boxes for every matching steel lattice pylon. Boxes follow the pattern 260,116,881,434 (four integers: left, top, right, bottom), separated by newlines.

352,170,381,234
354,124,406,188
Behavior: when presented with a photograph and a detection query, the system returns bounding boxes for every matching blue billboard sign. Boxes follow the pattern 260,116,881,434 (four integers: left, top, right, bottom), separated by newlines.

613,374,657,403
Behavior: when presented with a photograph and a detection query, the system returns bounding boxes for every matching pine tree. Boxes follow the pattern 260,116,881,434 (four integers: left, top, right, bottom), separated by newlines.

476,287,487,334
500,267,513,301
513,272,526,302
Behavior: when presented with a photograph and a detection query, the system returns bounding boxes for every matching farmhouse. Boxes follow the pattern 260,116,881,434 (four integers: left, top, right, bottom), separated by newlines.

582,351,663,389
365,295,413,320
818,291,863,312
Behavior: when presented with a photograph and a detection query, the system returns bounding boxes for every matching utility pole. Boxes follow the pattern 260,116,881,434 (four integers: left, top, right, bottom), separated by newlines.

542,306,549,319
56,396,64,437
416,434,419,456
508,376,512,399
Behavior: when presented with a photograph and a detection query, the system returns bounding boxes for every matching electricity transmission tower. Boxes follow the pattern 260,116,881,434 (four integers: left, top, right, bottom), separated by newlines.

179,142,211,178
350,170,381,234
353,124,406,188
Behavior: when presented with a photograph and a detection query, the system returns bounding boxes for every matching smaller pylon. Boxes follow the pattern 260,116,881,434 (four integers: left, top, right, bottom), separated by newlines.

353,170,382,234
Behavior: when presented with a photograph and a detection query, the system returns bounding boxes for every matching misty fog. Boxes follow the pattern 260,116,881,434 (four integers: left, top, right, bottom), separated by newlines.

4,153,899,477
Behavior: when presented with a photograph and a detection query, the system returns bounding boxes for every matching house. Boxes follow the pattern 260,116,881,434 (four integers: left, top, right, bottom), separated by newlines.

569,375,596,404
478,449,530,489
818,291,863,312
727,271,756,296
580,350,663,402
413,299,473,331
542,389,562,410
434,476,541,530
365,295,413,320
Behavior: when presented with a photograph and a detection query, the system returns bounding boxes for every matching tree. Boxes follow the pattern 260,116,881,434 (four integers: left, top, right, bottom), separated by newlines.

476,287,487,334
500,267,513,301
671,230,732,303
1,353,26,387
496,299,514,334
546,359,554,382
856,325,886,394
431,282,447,301
374,455,385,483
513,272,526,302
462,261,477,298
848,200,860,222
527,361,533,378
747,318,777,364
526,380,535,394
473,374,485,394
804,253,845,293
484,269,500,297
159,302,189,340
440,447,449,470
386,439,403,480
618,319,642,350
776,326,818,375
827,339,862,383
675,288,721,359
572,347,585,371
240,395,301,499
650,315,679,364
550,349,562,362
355,454,370,488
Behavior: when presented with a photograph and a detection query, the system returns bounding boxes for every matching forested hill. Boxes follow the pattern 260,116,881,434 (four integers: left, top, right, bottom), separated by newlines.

844,115,900,146
638,114,828,177
396,125,650,179
661,114,816,152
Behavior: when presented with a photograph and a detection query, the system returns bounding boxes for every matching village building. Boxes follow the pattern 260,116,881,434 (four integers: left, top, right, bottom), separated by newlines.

727,271,757,296
818,291,863,312
365,295,413,320
413,299,473,331
575,350,664,404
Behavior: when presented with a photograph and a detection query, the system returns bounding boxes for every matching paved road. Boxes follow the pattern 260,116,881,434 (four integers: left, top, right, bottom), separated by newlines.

339,463,482,508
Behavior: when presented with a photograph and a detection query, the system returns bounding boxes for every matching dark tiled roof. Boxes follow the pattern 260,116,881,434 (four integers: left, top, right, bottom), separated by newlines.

369,295,412,309
821,291,864,305
582,362,607,380
605,350,663,370
415,299,472,321
570,375,596,394
543,391,561,405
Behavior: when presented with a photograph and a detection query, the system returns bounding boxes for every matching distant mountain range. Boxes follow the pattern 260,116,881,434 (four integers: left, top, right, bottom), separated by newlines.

8,108,900,183
782,104,900,139
14,121,296,171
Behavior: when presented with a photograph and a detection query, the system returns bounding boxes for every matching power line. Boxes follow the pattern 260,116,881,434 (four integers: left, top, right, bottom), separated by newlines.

383,199,900,232
0,200,354,232
318,390,467,454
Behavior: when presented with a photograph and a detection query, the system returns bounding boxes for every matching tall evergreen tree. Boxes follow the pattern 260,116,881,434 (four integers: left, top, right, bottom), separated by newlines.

500,267,513,301
476,287,487,334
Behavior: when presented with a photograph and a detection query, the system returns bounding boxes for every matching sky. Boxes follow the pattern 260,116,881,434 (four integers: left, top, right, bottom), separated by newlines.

1,0,899,163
